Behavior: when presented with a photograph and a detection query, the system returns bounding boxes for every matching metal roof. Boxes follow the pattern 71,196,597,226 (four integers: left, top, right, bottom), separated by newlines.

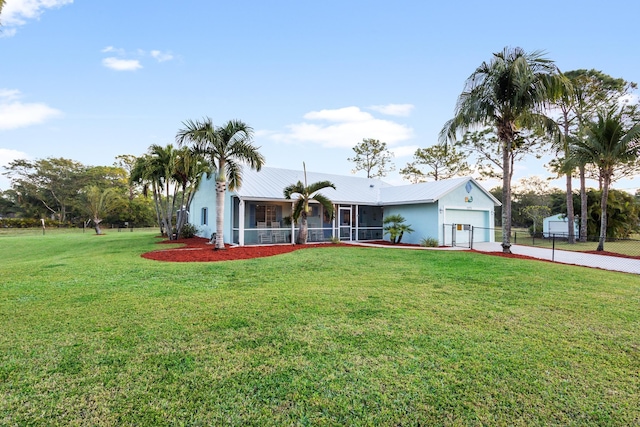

379,176,501,205
230,167,500,206
232,166,392,204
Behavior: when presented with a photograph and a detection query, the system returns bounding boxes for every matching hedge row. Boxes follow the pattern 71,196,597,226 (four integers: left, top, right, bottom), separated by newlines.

0,218,68,228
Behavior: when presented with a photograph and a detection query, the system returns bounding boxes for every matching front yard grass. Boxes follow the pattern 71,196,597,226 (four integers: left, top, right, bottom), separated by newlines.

1,231,638,425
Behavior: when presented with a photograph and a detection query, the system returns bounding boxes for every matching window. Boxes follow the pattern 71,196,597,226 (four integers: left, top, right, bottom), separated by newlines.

201,207,208,226
255,205,277,225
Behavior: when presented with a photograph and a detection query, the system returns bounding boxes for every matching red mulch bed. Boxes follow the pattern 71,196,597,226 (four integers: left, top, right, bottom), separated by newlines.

142,237,317,262
142,237,639,263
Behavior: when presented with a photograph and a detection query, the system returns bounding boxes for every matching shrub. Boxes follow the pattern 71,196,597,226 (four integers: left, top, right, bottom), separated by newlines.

420,237,439,247
180,223,199,239
383,214,414,244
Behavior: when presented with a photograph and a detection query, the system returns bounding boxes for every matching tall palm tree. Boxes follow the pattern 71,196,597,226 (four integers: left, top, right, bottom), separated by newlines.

283,164,336,245
572,106,640,251
172,146,212,239
176,118,265,249
440,47,566,253
130,145,177,238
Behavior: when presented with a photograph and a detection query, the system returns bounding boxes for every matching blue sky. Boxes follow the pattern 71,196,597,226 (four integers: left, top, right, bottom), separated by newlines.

1,0,639,194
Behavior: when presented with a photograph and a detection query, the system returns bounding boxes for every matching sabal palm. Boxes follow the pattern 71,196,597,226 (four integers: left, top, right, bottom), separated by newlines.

572,107,640,251
176,118,265,249
440,47,565,253
283,168,335,245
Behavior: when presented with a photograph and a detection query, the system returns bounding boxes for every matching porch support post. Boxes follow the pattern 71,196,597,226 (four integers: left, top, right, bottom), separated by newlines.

291,202,295,244
238,199,245,246
355,205,359,241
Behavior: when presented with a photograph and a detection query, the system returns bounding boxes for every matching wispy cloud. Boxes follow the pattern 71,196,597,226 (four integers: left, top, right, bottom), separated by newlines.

101,46,126,55
369,103,415,117
390,145,419,158
100,46,175,70
1,0,73,36
0,148,30,190
0,89,62,130
150,50,174,62
266,106,414,148
102,57,143,71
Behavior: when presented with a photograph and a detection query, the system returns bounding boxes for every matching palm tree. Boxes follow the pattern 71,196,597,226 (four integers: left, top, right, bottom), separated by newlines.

283,164,336,245
176,118,265,249
440,47,566,253
571,106,640,251
383,214,414,244
172,146,212,239
81,185,120,235
130,147,176,237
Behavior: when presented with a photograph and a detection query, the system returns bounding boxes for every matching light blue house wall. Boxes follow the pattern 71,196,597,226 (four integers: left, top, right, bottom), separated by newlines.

188,169,500,246
189,177,235,243
382,180,497,245
383,204,439,245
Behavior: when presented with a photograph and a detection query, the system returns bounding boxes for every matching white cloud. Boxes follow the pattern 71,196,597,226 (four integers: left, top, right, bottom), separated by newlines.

101,46,125,55
0,89,62,130
1,0,73,35
0,148,29,167
100,47,174,70
268,106,414,148
304,106,372,122
0,89,21,100
369,103,415,117
102,57,142,71
0,148,30,190
150,50,174,62
0,28,18,38
390,145,419,158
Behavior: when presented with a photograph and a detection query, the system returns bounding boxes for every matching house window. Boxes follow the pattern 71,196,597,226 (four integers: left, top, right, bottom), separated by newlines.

201,207,208,226
255,205,277,225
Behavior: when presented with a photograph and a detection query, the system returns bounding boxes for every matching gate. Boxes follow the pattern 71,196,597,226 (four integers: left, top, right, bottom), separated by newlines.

443,223,473,248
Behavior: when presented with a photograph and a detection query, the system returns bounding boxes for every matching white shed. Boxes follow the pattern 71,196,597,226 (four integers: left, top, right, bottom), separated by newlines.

543,214,578,238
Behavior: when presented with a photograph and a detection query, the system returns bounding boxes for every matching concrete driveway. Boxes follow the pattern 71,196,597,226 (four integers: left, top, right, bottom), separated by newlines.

472,242,640,275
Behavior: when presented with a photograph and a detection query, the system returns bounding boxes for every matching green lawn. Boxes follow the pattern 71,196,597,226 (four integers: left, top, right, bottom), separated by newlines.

1,231,638,426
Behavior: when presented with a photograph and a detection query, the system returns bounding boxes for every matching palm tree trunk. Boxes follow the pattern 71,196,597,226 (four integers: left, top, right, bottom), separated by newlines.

215,180,226,250
152,184,164,236
501,139,512,254
94,218,102,235
565,173,575,244
597,173,610,251
297,211,308,244
579,165,588,242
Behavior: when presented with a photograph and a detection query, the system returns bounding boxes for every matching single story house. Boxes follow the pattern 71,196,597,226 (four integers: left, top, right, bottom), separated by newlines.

189,167,500,246
543,213,579,238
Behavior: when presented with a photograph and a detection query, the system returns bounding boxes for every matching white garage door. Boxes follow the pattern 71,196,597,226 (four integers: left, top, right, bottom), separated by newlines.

444,209,489,245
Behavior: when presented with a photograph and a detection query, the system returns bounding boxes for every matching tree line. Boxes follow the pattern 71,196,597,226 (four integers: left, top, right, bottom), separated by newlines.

348,48,640,252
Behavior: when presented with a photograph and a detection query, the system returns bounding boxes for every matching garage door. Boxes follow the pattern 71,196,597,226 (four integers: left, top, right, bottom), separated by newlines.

444,209,489,245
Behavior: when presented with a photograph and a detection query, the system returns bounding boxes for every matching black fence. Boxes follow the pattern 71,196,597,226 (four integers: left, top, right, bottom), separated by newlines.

443,224,640,258
513,232,640,258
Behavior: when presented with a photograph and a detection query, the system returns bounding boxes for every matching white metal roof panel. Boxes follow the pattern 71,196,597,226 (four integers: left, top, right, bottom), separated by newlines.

233,166,392,204
228,167,500,206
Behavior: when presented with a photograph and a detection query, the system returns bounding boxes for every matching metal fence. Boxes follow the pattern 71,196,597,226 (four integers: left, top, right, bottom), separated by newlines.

513,232,640,258
443,224,640,258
